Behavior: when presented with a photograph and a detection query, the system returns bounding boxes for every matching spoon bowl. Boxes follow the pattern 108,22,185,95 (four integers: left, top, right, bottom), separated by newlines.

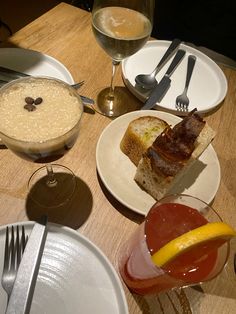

135,72,158,90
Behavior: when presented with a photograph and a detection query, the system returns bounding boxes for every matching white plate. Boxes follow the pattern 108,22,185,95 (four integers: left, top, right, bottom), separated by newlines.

122,40,228,115
0,222,128,314
96,110,221,216
0,47,74,83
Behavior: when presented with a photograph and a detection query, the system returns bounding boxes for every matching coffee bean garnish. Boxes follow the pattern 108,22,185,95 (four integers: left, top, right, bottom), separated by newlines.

24,104,36,112
23,96,44,111
34,97,43,105
25,97,34,105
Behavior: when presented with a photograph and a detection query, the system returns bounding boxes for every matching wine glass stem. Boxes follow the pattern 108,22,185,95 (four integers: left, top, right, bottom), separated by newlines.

46,164,58,187
108,60,120,99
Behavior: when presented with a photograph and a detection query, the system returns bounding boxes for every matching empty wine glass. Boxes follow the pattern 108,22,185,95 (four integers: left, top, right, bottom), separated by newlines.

0,76,83,207
92,0,154,117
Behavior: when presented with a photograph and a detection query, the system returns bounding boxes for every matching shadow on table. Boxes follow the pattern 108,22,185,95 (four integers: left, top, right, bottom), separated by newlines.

123,239,236,314
129,265,236,314
96,171,144,225
25,175,93,229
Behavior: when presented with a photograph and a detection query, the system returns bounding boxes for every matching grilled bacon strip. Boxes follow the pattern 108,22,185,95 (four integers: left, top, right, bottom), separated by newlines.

146,109,205,177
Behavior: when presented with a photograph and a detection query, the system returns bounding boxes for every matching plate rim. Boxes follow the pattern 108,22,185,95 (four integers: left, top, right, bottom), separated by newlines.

121,40,228,115
0,221,129,314
0,47,74,84
96,110,221,215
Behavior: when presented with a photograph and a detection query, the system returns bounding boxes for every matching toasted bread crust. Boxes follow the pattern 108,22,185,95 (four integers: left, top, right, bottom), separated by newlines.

120,116,168,166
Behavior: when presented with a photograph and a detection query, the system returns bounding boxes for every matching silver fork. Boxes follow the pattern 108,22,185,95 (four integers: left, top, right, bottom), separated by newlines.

175,55,196,112
71,81,84,89
1,225,28,304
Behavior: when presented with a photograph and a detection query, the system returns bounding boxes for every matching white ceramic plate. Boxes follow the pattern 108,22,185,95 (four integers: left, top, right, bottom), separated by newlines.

0,47,74,83
122,40,228,115
96,110,221,216
0,222,128,314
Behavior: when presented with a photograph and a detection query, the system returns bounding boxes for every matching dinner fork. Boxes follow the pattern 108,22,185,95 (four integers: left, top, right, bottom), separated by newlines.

1,225,28,304
175,55,196,112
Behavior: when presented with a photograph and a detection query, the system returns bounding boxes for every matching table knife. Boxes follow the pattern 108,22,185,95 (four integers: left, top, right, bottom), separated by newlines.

141,49,186,110
6,217,48,314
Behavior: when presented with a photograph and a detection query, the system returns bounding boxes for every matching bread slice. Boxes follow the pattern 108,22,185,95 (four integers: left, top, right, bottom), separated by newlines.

134,114,216,200
120,116,169,166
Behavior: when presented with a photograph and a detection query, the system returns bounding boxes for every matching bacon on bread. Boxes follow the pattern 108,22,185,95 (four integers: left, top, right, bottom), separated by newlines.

134,109,216,200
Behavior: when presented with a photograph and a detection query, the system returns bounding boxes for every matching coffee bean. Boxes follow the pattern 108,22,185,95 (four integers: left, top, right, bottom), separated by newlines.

35,97,43,105
25,97,34,105
24,104,36,112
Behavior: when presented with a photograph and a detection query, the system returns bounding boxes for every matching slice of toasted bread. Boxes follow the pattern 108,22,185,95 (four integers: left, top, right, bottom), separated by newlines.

120,116,169,166
135,121,216,200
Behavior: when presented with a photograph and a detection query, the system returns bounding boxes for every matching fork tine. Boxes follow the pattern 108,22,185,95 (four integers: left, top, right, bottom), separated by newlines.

10,226,15,271
21,227,28,260
21,225,26,250
72,80,85,89
2,224,29,305
3,227,9,272
16,226,21,267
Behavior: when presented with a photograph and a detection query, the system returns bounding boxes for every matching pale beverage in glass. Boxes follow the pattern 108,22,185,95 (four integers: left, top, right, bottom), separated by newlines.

92,0,154,117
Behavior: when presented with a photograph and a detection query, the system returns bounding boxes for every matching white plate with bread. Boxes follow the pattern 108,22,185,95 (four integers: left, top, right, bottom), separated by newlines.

96,110,220,216
122,40,227,115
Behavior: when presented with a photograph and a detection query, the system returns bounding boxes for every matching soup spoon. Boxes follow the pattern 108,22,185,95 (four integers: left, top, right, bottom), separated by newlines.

135,38,181,90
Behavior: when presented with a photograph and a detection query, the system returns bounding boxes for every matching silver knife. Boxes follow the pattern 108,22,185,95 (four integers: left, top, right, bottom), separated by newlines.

6,217,48,314
141,49,186,110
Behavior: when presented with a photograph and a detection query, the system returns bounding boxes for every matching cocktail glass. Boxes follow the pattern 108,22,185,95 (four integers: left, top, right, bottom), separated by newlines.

0,76,83,207
92,0,154,117
118,194,230,295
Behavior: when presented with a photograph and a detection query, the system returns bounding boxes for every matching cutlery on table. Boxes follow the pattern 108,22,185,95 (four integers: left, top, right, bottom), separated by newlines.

175,55,196,112
135,38,181,90
6,216,48,314
141,49,186,110
0,66,94,105
1,226,28,304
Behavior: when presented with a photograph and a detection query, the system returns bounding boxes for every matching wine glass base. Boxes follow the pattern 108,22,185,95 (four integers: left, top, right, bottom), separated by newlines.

28,164,76,208
95,87,135,117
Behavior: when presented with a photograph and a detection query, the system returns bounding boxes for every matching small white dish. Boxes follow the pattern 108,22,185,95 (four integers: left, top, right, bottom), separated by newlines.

0,47,74,83
96,110,221,216
0,222,128,314
122,40,228,115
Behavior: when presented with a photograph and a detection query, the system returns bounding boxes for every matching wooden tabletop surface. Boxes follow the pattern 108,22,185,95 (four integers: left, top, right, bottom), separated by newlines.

0,3,236,313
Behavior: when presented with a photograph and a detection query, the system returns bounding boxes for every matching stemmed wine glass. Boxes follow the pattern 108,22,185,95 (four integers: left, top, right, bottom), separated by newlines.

0,76,83,208
92,0,154,117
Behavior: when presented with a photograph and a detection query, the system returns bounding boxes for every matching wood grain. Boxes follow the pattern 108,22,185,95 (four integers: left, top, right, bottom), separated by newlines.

0,3,236,313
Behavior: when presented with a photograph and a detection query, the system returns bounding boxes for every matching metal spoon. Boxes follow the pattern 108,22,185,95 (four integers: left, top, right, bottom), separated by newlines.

135,38,181,90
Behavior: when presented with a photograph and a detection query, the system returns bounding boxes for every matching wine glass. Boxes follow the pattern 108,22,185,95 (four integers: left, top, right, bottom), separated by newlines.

92,0,154,117
0,76,83,207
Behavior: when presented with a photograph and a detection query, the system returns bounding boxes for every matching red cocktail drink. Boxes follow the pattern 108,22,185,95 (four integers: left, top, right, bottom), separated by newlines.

119,195,230,295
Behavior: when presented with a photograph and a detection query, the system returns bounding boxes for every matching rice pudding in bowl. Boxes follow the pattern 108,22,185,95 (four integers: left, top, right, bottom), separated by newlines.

0,77,83,162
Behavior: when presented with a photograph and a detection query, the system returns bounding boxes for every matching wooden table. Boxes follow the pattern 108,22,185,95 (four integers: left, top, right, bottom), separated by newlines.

0,3,236,313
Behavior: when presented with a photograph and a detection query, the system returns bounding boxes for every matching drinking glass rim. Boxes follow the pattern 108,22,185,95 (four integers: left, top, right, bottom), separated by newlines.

0,76,83,146
145,193,223,225
144,193,230,271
